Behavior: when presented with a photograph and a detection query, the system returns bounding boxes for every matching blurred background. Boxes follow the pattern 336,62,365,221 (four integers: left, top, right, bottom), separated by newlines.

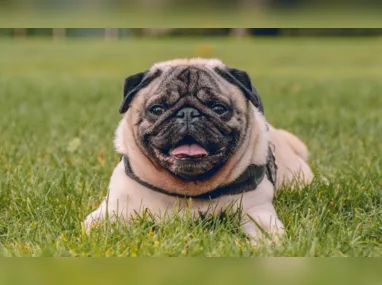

1,0,382,27
1,28,382,38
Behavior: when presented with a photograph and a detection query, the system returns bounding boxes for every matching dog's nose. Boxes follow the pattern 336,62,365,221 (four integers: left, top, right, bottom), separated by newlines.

176,107,201,121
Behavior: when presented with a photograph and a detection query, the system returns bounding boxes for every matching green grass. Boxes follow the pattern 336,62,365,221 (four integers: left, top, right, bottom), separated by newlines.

0,37,381,257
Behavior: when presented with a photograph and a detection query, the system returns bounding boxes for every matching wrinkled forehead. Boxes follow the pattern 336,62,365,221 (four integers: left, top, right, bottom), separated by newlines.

157,65,224,94
145,65,243,104
132,64,249,112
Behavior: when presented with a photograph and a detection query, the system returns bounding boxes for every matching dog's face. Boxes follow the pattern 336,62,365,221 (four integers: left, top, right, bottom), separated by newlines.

119,59,264,181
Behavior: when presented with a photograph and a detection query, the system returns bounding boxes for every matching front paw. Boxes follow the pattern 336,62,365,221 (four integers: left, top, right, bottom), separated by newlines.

242,212,284,246
83,207,107,234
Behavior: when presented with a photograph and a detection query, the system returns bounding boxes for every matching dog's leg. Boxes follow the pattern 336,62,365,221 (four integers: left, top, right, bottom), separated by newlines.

241,204,284,246
84,186,133,233
84,162,132,233
84,199,108,232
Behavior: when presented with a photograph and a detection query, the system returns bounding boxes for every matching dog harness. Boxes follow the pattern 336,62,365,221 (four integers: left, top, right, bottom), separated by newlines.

121,145,277,200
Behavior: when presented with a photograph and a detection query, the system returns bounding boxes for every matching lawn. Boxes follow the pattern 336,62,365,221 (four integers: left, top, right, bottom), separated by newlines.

0,37,381,257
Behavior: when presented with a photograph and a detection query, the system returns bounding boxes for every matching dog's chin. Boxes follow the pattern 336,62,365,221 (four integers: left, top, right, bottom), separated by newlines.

151,146,227,181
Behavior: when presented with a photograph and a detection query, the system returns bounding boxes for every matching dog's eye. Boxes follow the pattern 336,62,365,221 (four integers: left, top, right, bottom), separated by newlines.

149,105,166,116
212,104,228,115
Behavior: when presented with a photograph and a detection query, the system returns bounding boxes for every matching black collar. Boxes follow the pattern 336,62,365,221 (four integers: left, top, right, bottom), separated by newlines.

121,146,277,200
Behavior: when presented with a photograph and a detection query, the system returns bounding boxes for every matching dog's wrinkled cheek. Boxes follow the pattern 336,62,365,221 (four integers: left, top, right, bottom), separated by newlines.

147,120,184,150
143,115,242,153
135,120,157,154
192,119,229,148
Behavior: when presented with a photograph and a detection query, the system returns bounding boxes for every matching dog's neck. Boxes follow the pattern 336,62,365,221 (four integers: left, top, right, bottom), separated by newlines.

121,146,276,199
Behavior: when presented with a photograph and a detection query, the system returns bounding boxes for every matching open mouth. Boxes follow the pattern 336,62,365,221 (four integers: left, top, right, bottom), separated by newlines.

149,135,229,179
152,136,225,161
170,136,209,159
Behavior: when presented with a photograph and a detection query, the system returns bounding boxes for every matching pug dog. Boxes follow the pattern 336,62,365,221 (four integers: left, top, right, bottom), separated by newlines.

84,58,314,243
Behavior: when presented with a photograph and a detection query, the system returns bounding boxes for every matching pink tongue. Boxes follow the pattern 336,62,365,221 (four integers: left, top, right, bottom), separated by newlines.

171,144,208,157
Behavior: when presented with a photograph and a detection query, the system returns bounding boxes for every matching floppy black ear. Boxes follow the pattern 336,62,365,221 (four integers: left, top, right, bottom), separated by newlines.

119,72,147,114
214,67,264,114
119,70,162,114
